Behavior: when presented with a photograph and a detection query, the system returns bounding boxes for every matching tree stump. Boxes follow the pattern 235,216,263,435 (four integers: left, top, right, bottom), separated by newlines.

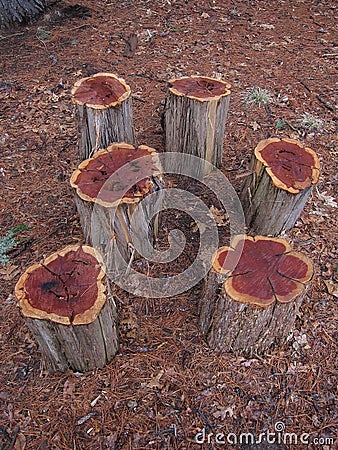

240,137,320,236
70,142,163,269
14,245,119,373
164,75,231,177
199,235,313,356
72,72,135,160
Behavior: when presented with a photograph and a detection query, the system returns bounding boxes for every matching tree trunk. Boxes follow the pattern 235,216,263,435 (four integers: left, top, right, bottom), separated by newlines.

240,137,320,236
0,0,46,28
70,143,163,271
14,245,119,373
72,72,135,160
199,235,313,356
164,75,231,177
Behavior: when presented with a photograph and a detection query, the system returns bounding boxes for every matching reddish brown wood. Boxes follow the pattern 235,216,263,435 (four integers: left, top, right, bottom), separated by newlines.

15,245,119,372
71,72,135,160
70,143,163,264
199,235,313,355
240,138,320,235
169,76,231,100
72,74,129,107
71,144,161,207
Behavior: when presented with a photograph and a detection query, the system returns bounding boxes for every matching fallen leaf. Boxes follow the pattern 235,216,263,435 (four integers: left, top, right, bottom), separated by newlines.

316,189,337,208
250,121,260,131
76,412,96,426
0,264,20,281
14,433,26,450
147,370,164,389
213,404,236,420
123,33,138,58
191,221,207,234
120,306,138,339
63,380,75,397
323,279,338,298
208,205,228,226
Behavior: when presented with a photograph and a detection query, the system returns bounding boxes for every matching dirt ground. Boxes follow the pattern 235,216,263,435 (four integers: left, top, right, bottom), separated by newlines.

0,0,337,449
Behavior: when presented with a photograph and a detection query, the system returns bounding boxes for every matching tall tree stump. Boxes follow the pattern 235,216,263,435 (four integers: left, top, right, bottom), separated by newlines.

72,72,135,160
164,75,231,177
240,138,320,236
70,142,163,269
199,235,313,356
14,245,119,373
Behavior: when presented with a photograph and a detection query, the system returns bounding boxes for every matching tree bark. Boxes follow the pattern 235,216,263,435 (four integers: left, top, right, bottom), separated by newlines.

240,138,320,236
70,143,163,270
0,0,46,28
199,235,313,356
14,245,119,373
72,73,135,160
164,76,231,177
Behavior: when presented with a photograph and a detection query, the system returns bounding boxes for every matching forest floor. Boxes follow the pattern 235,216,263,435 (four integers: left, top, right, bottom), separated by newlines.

0,0,337,449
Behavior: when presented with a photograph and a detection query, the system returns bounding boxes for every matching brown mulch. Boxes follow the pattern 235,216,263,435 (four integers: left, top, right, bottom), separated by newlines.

0,0,337,449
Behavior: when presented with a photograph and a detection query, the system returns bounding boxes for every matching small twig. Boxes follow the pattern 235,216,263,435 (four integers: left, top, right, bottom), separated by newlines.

285,120,298,131
0,32,25,40
298,79,335,112
194,408,215,433
316,95,335,112
67,24,89,32
298,79,312,93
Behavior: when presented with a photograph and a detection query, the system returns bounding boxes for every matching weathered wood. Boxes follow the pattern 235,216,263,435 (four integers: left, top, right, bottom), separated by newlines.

199,235,313,356
164,75,231,177
70,143,163,269
240,137,320,236
72,72,135,160
0,0,46,28
14,245,118,373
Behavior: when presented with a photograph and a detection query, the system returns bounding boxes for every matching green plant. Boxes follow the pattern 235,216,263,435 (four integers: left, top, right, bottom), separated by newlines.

275,118,287,130
300,113,324,131
0,224,29,266
242,86,274,107
36,28,51,42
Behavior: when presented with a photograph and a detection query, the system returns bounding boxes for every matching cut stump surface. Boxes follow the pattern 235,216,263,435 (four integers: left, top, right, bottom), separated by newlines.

70,143,163,267
15,245,118,372
240,137,320,235
199,235,313,355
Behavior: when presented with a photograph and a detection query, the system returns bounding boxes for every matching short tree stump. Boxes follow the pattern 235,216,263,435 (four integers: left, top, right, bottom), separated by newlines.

164,75,231,177
199,235,313,356
14,245,118,372
240,137,320,236
72,72,135,160
70,142,163,268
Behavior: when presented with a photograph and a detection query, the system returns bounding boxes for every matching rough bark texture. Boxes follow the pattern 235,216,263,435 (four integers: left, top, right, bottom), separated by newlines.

0,0,46,27
240,138,320,236
72,73,135,160
14,245,119,373
24,294,118,373
199,235,313,356
164,76,231,177
199,270,305,356
70,143,163,268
